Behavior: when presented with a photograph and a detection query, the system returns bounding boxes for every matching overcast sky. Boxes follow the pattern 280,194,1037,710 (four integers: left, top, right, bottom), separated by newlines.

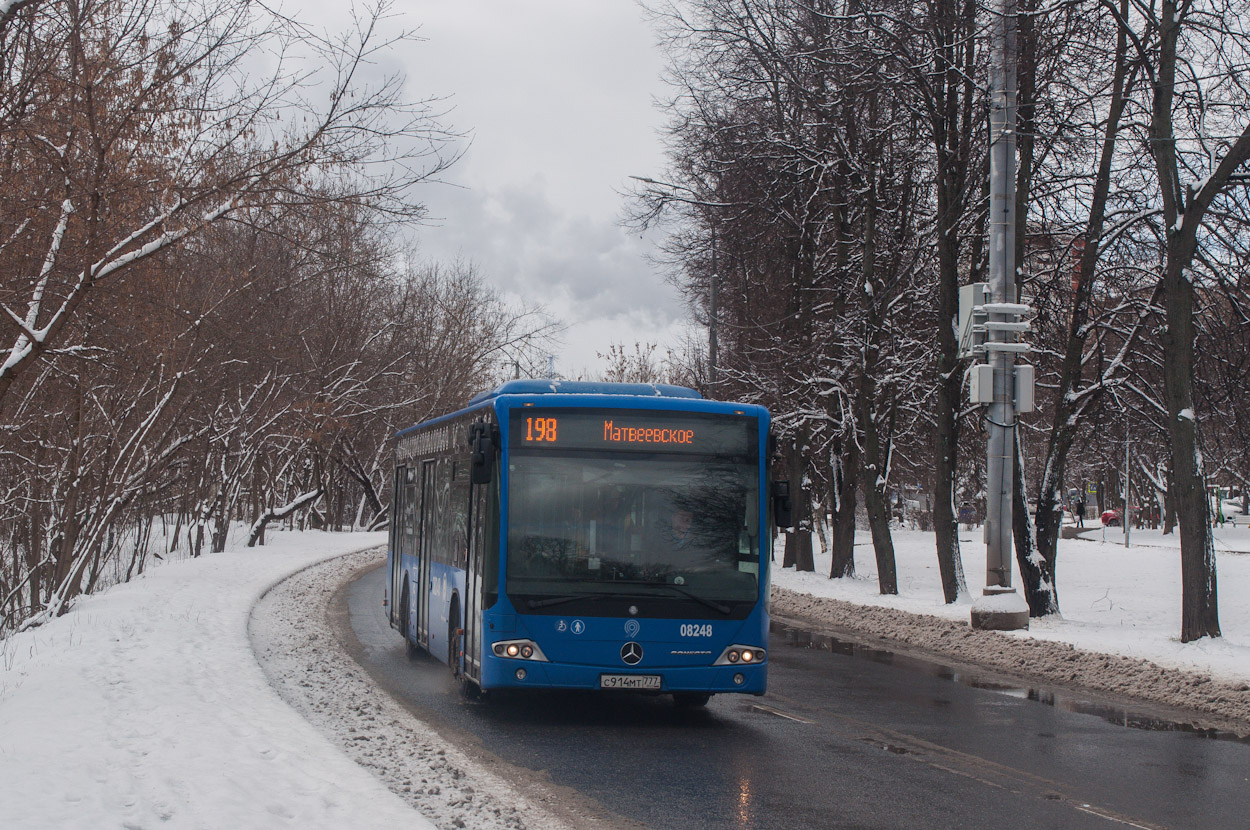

354,0,691,379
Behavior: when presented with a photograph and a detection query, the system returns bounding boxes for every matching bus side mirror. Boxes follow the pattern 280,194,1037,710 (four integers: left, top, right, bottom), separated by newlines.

469,423,497,485
771,481,793,529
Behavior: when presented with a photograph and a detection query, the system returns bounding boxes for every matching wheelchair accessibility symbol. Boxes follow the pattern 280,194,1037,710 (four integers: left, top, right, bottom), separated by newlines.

556,620,567,632
624,619,641,638
571,619,586,635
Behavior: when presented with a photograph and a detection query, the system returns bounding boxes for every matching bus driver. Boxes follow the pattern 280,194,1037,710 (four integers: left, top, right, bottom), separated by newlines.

666,508,694,549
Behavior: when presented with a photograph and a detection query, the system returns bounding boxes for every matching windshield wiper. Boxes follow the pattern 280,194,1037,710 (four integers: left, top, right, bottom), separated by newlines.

525,594,585,610
601,579,735,616
654,584,733,616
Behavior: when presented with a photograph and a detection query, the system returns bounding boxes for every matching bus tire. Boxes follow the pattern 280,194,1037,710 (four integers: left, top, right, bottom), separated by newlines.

672,692,711,708
400,581,418,658
448,597,461,677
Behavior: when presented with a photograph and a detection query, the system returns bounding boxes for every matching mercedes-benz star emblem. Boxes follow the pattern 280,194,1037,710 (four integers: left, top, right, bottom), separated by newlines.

620,642,644,665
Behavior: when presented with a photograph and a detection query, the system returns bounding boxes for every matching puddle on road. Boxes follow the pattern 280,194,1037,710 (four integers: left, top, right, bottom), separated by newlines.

772,622,1250,745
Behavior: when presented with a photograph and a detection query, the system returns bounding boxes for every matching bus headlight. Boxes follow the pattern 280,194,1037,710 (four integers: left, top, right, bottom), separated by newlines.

714,645,766,666
492,639,548,661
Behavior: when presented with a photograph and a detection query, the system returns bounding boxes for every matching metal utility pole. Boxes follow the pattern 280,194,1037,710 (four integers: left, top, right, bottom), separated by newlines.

985,0,1017,585
972,0,1029,630
708,228,719,387
1125,413,1132,548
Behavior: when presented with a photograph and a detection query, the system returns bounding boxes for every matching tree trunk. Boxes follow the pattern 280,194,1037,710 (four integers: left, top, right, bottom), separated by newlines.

1163,472,1177,535
932,370,964,602
857,176,897,595
1160,266,1220,641
930,114,966,602
926,0,977,605
828,437,858,578
785,432,815,572
865,483,897,595
812,493,829,556
1013,434,1057,615
248,489,324,548
211,487,229,554
26,442,45,618
51,386,88,599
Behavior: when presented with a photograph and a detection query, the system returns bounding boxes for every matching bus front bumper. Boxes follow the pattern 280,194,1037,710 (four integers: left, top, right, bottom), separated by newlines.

480,658,766,695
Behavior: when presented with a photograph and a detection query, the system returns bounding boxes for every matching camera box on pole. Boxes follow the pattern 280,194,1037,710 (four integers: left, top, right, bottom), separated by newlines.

957,283,990,359
969,364,995,404
1014,364,1035,413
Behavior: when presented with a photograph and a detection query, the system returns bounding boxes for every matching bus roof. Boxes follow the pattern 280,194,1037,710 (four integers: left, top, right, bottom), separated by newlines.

394,381,772,440
468,380,702,405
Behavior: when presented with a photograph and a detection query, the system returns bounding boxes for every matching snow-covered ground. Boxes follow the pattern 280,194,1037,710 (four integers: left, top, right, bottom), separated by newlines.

771,524,1250,725
771,524,1250,684
0,530,563,830
3,521,1249,830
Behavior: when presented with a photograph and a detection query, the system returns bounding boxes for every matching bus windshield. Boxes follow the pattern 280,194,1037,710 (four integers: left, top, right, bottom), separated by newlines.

506,451,760,605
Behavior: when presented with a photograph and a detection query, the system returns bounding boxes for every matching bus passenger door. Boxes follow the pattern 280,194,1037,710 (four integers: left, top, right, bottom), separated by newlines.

401,470,420,637
463,485,484,681
389,466,406,628
417,460,436,648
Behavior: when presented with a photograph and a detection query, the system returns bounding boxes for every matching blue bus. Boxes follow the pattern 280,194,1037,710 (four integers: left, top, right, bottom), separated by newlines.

386,380,787,706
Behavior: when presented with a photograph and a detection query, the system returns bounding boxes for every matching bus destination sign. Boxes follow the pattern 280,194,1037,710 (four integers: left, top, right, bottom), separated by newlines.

602,420,694,447
510,410,752,456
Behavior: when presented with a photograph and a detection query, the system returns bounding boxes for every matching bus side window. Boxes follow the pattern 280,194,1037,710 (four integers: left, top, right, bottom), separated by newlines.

403,477,418,557
452,457,470,568
435,458,453,565
480,474,500,608
392,466,406,551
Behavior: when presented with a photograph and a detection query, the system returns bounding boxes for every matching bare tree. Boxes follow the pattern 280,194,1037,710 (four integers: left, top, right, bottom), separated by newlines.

597,342,669,384
1114,0,1250,641
1010,0,1143,616
0,0,456,408
0,2,579,634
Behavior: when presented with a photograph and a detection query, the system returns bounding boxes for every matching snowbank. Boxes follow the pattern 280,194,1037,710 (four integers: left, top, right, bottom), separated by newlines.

771,527,1250,728
250,549,572,830
0,531,429,830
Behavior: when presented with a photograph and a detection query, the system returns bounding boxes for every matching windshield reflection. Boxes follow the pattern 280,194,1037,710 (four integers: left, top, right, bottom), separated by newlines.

507,453,760,603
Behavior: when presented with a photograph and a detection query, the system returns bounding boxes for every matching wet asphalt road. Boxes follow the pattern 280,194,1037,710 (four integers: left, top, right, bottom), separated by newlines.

339,565,1250,829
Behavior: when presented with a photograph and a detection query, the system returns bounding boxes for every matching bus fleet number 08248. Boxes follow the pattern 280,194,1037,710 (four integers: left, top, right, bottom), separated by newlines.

680,623,713,637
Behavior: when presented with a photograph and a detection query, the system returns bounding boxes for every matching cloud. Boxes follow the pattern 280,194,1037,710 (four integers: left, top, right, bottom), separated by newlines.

417,177,685,334
361,0,688,373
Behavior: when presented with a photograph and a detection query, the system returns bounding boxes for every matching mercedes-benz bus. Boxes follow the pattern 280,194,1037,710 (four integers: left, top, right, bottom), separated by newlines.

386,380,786,706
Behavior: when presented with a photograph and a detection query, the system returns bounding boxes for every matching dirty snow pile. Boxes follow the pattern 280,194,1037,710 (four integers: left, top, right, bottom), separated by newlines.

0,531,563,830
250,549,574,830
770,526,1250,728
